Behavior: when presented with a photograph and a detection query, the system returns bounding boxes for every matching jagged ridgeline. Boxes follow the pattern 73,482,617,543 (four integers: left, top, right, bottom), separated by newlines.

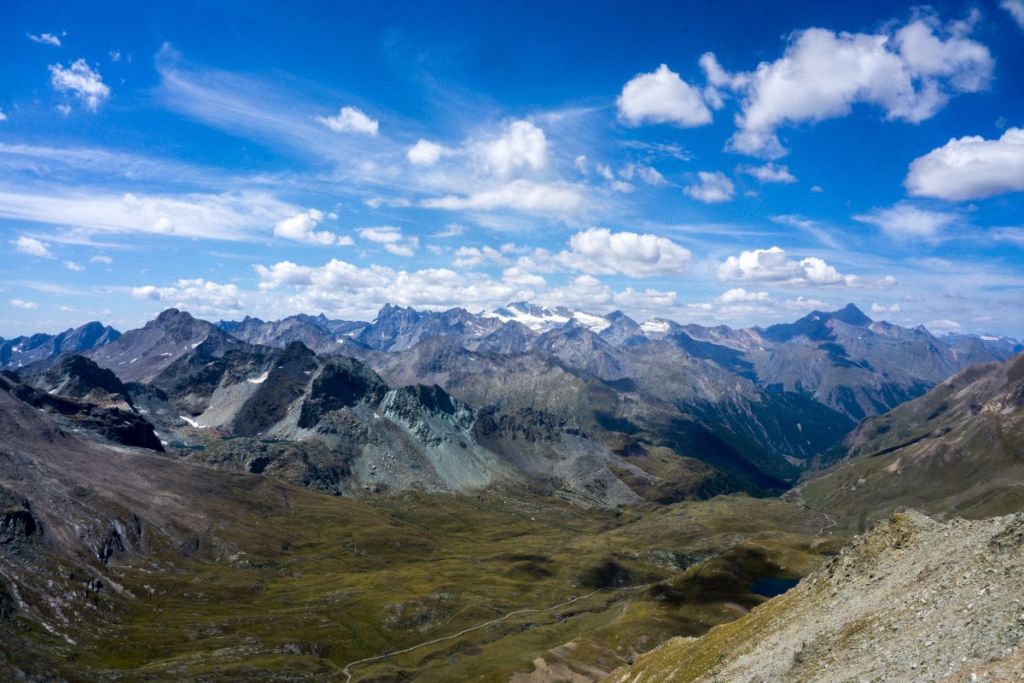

2,303,1019,503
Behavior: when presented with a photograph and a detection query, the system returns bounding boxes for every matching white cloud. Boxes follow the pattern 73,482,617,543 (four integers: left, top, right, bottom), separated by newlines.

574,155,588,174
254,258,527,315
12,236,54,258
706,16,993,158
421,180,584,215
358,226,403,244
854,203,957,239
453,245,506,268
407,139,453,166
49,59,110,111
358,226,417,256
718,246,861,286
738,163,796,183
620,163,667,186
0,187,299,241
475,120,549,176
364,196,413,209
502,266,546,288
29,32,61,47
63,260,84,271
1004,0,1024,30
685,171,735,203
433,223,466,238
564,227,691,277
994,227,1024,246
316,106,379,136
617,64,712,127
385,239,419,257
90,255,113,264
905,128,1024,201
131,278,243,313
274,209,352,246
715,288,771,304
871,302,901,313
0,110,6,122
10,299,38,310
926,318,961,333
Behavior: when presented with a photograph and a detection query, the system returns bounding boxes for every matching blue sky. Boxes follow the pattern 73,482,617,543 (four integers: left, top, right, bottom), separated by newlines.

1,0,1023,337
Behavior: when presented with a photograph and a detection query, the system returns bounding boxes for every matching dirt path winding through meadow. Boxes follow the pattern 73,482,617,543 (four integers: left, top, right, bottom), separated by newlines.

337,584,655,682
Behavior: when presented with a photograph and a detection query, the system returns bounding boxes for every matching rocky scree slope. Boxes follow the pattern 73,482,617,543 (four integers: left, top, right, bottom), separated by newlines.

606,510,1024,683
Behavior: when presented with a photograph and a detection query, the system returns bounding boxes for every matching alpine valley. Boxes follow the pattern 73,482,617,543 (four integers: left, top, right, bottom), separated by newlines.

2,301,1022,680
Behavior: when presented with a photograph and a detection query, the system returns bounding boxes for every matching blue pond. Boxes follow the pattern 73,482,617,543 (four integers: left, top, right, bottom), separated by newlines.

750,576,799,597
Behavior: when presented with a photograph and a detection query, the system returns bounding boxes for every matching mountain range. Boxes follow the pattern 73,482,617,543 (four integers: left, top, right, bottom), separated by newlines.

1,300,1022,680
2,302,1019,504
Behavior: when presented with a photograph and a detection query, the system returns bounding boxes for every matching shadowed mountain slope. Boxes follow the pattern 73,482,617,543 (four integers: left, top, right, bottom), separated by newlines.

795,352,1024,530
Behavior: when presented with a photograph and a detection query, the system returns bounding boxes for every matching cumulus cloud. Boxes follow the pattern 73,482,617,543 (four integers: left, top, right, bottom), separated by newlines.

718,246,862,286
685,171,735,203
926,318,961,333
502,266,546,288
617,64,712,127
871,302,902,313
715,288,771,304
475,120,549,176
453,245,506,268
90,255,113,264
905,128,1024,201
29,32,61,46
358,226,403,244
10,299,38,310
421,180,584,215
274,209,352,246
0,110,6,122
358,226,418,256
1002,0,1024,30
738,163,796,183
63,260,84,271
563,227,691,277
704,15,993,158
407,139,453,166
254,258,528,315
12,236,54,258
316,106,379,136
49,59,110,111
131,278,243,313
854,203,958,239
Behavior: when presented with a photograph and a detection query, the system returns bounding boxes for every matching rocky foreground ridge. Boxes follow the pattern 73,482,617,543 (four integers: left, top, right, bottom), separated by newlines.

607,510,1024,682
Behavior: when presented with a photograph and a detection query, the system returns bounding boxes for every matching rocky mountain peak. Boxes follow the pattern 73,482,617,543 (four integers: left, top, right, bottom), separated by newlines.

41,354,131,404
832,302,872,327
